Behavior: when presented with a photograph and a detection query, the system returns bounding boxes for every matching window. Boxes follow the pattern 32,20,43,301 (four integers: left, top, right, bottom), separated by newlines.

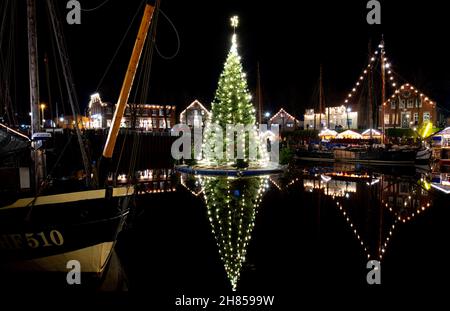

400,182,409,194
384,113,390,125
407,99,414,108
152,109,157,116
391,100,396,109
423,112,431,121
159,119,165,128
159,109,164,116
414,113,419,124
399,99,405,108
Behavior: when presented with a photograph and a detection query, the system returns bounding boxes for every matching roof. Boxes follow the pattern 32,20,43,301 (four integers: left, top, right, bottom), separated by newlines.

179,100,211,122
269,108,299,122
318,129,338,137
384,83,436,107
361,129,382,136
336,130,363,139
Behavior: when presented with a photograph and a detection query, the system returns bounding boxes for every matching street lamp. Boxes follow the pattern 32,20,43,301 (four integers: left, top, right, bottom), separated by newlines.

40,103,46,127
264,112,271,125
346,107,351,129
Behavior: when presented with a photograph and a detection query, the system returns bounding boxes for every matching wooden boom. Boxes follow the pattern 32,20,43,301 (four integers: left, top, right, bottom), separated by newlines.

102,4,155,158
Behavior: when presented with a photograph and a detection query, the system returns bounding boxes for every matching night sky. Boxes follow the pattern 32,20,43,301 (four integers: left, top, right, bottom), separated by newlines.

5,0,450,120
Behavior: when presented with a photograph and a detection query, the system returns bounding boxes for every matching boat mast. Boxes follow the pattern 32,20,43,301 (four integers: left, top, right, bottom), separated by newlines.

256,62,262,125
102,4,155,158
368,40,373,139
46,0,92,186
27,0,45,191
380,39,386,143
319,65,323,128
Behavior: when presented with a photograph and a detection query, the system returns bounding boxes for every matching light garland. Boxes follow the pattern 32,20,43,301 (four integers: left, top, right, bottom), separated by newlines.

384,83,436,108
179,99,211,123
269,108,299,123
342,41,400,107
201,15,268,165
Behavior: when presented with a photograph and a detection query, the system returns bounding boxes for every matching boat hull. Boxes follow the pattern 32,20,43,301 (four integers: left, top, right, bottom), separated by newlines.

0,187,133,273
334,149,416,165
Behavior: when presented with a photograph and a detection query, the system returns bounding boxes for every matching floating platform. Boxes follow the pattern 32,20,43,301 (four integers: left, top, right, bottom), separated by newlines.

175,164,285,176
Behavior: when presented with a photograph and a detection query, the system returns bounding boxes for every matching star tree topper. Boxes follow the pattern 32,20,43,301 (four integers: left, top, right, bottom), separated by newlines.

230,16,239,30
230,15,239,48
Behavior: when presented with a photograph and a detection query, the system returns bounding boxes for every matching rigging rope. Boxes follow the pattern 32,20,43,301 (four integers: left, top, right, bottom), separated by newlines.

81,0,112,12
95,0,146,91
155,9,180,60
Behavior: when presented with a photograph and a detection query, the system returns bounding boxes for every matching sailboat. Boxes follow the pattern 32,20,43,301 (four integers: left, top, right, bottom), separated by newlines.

0,1,157,275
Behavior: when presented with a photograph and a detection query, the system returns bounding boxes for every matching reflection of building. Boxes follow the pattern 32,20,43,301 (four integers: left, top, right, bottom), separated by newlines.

87,93,176,131
383,84,443,128
111,168,175,193
303,178,357,197
179,100,211,127
269,108,301,131
304,106,358,130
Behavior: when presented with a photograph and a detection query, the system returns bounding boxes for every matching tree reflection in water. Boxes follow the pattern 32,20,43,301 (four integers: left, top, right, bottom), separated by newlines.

181,174,270,291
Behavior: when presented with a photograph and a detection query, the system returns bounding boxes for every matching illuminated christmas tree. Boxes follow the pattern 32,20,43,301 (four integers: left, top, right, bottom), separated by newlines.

203,16,266,166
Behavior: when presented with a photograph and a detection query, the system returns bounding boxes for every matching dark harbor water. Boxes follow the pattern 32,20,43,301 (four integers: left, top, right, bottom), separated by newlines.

1,164,450,306
126,165,449,288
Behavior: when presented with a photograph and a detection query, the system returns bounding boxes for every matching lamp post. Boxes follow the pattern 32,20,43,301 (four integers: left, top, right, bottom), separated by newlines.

346,107,351,129
40,103,46,128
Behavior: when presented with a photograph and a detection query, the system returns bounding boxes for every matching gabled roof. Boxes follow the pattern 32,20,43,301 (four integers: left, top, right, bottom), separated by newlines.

336,130,362,139
269,108,299,122
179,100,211,122
385,83,435,107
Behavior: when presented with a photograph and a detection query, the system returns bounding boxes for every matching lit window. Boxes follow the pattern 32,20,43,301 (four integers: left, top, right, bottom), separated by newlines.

407,99,414,108
384,114,390,125
423,112,431,121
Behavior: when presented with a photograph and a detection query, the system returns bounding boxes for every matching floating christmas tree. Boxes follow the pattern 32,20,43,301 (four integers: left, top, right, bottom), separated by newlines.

203,16,267,166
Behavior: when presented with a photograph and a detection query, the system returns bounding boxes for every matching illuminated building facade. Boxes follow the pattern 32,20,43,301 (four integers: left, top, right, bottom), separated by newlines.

383,84,443,128
304,106,358,130
269,108,301,131
179,100,211,128
87,93,176,131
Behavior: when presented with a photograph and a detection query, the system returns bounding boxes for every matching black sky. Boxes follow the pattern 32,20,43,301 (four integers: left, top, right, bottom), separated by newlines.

7,0,450,119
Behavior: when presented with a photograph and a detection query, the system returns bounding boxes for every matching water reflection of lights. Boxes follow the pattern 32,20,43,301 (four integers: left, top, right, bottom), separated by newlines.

430,173,450,194
326,172,372,179
303,179,357,198
320,174,332,182
199,175,270,291
111,169,175,193
179,175,270,291
336,175,433,261
180,173,204,196
431,184,450,194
